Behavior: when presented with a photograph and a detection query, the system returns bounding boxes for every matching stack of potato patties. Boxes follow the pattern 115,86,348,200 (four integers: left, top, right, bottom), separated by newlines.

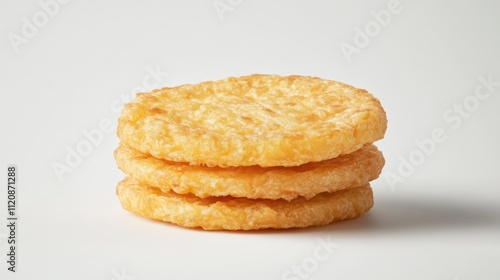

115,74,387,230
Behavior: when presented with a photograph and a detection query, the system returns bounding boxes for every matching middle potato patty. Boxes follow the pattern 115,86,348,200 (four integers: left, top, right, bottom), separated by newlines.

115,143,384,201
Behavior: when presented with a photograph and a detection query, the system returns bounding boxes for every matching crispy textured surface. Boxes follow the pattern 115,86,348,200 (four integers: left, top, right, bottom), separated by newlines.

116,177,374,230
115,143,384,201
117,74,387,167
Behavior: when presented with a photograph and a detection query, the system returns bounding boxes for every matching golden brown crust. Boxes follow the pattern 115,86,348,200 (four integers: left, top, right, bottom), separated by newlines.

115,143,384,201
116,177,374,231
117,74,387,167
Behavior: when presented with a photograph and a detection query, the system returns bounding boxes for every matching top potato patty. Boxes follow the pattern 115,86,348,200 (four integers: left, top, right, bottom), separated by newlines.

117,74,387,167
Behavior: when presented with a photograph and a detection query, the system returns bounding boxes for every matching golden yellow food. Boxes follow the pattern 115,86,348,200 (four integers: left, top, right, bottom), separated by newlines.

117,74,387,167
116,177,374,230
115,143,384,201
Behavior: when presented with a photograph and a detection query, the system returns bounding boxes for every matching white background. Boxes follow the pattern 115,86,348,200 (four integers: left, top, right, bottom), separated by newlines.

1,0,499,279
